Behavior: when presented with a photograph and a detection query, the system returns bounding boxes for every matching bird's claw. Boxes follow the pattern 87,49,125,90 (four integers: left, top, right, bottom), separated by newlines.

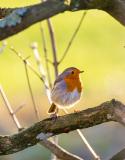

50,113,58,121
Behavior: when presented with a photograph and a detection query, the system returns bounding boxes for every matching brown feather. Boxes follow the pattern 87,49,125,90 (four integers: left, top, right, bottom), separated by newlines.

48,103,57,113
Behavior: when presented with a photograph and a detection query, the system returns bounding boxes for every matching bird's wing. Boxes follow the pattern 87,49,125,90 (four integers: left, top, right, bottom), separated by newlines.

54,74,63,85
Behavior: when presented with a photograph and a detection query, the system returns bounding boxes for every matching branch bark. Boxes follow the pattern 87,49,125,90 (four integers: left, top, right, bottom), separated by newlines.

0,99,125,155
110,148,125,160
0,1,69,41
0,0,125,41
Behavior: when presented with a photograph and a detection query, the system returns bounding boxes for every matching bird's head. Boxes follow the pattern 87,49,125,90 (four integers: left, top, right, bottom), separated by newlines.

62,67,84,79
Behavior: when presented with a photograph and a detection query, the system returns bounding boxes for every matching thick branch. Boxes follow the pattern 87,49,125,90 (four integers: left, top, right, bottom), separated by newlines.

0,1,69,40
110,148,125,160
0,0,125,40
0,99,125,155
0,8,13,19
70,0,125,26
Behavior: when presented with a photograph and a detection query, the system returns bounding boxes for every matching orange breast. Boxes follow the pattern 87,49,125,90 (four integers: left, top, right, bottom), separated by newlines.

64,77,82,93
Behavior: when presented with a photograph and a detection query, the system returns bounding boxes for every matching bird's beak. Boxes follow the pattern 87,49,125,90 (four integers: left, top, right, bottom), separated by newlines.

79,70,84,73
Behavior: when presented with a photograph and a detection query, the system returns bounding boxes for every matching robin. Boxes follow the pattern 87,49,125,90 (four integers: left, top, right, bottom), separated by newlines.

48,67,84,114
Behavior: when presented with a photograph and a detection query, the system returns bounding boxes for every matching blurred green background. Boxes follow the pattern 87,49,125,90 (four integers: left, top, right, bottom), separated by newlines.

0,1,125,160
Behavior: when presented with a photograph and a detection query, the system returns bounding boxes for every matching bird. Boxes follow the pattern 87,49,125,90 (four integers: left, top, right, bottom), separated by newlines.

48,67,84,114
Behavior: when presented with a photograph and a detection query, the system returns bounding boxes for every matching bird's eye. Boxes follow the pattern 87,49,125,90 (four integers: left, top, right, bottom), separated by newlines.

71,71,74,74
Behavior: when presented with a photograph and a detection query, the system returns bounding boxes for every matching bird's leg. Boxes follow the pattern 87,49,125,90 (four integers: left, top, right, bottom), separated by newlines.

74,109,80,113
55,107,59,115
50,107,59,120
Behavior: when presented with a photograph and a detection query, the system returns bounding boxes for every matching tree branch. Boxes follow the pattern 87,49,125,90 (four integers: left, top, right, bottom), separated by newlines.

0,1,69,41
0,0,125,41
0,99,125,155
110,148,125,160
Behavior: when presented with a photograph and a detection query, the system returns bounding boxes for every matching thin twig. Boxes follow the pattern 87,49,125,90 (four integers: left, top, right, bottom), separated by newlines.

10,47,46,84
47,19,58,78
46,58,53,65
24,61,40,121
40,23,52,89
59,11,87,64
0,41,7,54
13,103,25,114
0,85,22,130
31,43,51,102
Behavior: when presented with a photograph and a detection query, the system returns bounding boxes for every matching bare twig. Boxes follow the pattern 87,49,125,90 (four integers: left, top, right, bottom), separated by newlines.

0,99,124,155
10,47,46,83
13,103,25,114
31,42,51,101
40,24,52,89
24,61,40,121
0,85,22,130
77,130,100,160
47,19,58,78
0,41,7,53
59,11,87,64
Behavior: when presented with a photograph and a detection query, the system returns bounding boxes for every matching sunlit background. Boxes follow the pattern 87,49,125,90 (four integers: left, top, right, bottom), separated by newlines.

0,1,125,160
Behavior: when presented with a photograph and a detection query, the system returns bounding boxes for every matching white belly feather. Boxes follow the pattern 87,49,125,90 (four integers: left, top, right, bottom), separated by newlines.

51,81,81,109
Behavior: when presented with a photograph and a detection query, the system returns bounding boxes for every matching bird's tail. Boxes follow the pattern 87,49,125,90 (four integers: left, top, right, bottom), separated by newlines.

48,103,57,114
